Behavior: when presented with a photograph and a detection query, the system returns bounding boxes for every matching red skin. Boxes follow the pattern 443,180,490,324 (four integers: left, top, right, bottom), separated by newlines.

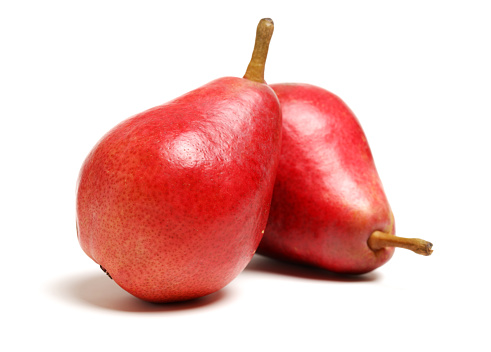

76,77,282,302
258,83,394,274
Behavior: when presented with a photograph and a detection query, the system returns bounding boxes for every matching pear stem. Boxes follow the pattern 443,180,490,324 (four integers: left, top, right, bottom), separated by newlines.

368,231,433,256
243,18,274,83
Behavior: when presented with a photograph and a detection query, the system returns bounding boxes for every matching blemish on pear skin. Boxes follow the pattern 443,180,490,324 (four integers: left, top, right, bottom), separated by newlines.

100,265,113,279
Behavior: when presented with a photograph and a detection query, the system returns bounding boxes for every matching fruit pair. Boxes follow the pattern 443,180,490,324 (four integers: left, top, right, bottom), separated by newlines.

76,19,432,303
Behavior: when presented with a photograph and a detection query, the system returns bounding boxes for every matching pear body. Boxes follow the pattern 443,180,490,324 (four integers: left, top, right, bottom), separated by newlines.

76,77,282,302
258,83,394,274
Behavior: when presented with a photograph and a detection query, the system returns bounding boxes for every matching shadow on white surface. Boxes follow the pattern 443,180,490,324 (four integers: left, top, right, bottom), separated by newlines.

245,255,380,282
51,272,230,313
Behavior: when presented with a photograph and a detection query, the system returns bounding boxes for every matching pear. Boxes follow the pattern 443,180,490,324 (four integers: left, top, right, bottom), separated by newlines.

258,83,432,274
76,19,282,302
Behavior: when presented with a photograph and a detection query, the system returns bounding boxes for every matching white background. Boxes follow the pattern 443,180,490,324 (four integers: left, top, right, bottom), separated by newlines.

1,1,490,351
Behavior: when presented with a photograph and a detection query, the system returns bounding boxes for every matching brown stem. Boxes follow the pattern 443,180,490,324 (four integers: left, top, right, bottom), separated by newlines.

243,18,274,83
368,231,433,256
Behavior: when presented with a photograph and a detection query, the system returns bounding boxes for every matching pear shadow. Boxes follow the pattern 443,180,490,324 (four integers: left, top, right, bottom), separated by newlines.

50,271,230,313
245,254,380,283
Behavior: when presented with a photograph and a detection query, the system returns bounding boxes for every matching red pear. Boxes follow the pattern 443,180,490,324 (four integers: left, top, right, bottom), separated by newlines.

76,19,282,302
258,83,432,274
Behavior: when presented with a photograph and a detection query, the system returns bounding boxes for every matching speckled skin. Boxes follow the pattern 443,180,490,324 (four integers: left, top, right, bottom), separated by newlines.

257,83,394,274
76,77,282,302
